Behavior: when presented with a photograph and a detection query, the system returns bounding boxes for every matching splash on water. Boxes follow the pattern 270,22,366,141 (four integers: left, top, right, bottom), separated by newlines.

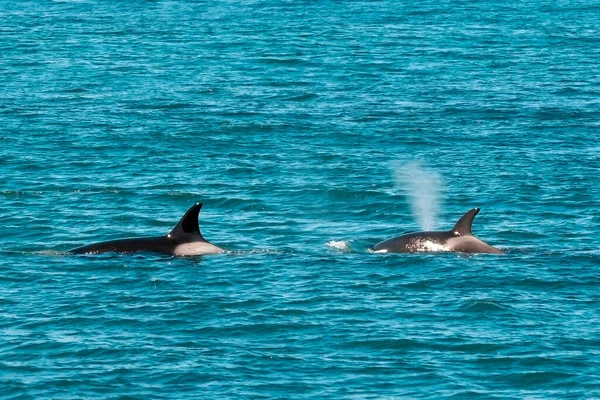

326,240,352,252
393,161,443,231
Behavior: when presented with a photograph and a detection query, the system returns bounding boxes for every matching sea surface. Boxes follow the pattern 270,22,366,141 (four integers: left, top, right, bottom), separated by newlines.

1,1,600,399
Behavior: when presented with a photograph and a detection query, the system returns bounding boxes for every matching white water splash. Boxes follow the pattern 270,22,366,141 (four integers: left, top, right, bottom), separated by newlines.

326,240,351,252
393,161,443,231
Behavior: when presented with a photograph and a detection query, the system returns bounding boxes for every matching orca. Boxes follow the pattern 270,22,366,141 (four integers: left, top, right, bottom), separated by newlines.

69,203,224,256
372,208,503,254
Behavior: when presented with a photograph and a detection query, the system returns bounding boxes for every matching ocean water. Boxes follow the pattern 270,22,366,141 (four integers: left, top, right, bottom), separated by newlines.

1,1,600,398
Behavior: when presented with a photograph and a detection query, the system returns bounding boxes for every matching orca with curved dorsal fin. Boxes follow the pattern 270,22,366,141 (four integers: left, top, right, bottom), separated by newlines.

69,203,224,256
372,208,503,254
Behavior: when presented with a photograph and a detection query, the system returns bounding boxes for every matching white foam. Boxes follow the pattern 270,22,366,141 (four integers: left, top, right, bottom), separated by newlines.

326,240,351,252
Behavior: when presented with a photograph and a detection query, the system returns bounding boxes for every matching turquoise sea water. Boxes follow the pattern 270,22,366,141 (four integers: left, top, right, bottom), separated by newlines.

2,1,600,398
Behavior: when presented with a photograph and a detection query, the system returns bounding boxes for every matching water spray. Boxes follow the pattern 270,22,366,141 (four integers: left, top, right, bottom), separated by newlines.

393,161,442,231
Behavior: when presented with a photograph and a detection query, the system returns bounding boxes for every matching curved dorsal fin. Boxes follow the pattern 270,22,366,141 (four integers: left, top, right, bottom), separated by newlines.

451,208,480,236
169,203,204,238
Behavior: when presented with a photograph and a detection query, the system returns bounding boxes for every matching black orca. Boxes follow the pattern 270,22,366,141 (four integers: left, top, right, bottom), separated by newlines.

69,203,224,256
372,208,503,254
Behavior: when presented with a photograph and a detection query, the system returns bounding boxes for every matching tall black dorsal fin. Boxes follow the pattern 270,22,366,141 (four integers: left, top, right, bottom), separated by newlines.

451,208,480,236
169,203,203,238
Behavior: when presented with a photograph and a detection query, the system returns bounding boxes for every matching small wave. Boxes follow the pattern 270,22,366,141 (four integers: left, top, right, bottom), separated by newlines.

459,300,510,313
32,250,69,256
496,371,577,387
225,248,291,256
342,337,426,351
401,280,435,289
283,93,319,102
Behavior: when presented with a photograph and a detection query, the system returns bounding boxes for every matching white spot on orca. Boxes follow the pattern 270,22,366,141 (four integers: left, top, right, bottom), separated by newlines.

419,241,450,252
372,248,388,254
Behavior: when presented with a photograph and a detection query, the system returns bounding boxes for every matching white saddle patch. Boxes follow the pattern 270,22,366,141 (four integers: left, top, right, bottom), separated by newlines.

417,241,450,252
173,242,224,256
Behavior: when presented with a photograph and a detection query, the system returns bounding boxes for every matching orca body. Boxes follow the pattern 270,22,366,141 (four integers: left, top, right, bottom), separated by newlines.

69,203,224,256
372,208,503,254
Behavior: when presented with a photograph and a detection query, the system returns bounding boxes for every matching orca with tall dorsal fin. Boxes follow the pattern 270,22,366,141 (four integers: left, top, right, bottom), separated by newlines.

69,203,224,256
372,208,503,254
